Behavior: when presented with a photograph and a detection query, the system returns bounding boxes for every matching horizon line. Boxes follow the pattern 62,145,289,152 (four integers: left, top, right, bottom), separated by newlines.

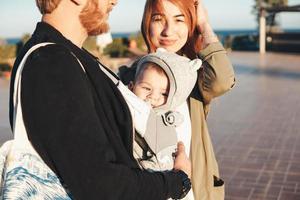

2,28,300,39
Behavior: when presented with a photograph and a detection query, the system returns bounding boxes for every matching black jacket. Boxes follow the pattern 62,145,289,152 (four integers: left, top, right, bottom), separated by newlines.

9,22,182,200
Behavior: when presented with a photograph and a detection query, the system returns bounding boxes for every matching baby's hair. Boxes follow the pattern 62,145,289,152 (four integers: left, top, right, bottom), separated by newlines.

135,62,167,83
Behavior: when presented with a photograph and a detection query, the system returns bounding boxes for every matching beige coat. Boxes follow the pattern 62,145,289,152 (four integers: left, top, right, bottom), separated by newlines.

189,42,235,200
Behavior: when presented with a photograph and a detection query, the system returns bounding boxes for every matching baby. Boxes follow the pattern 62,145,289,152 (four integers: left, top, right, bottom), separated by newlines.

120,48,202,171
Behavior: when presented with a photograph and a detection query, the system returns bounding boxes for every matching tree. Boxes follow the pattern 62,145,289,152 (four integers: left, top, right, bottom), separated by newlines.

103,38,129,58
21,33,31,44
252,0,288,27
16,33,31,56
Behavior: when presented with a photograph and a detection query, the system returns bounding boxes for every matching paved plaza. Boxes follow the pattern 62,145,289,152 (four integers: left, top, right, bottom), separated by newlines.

208,51,300,200
0,51,299,199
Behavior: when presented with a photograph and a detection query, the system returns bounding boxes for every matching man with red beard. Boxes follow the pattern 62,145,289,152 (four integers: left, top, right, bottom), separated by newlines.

9,0,191,199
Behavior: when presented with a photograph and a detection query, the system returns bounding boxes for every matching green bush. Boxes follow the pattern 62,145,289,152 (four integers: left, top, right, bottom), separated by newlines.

0,63,11,72
22,34,30,43
231,35,259,51
224,35,234,49
103,38,129,58
0,44,17,60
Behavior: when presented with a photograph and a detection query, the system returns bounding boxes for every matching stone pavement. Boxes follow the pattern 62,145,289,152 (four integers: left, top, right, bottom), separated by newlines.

0,51,299,199
208,51,300,200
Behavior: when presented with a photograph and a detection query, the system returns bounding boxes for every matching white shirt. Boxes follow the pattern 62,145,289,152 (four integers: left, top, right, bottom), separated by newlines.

175,102,192,156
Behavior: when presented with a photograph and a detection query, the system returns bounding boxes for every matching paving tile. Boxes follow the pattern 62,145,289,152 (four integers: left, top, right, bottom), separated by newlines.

282,185,296,193
227,177,246,188
271,172,286,183
288,162,300,174
220,167,238,180
248,149,270,160
226,186,252,198
279,192,300,200
241,160,265,171
250,194,268,200
267,185,282,197
251,187,268,197
263,160,278,171
292,152,300,160
276,161,290,173
286,174,300,183
242,181,264,189
264,197,279,200
257,172,273,184
235,169,260,181
296,186,300,194
225,196,248,200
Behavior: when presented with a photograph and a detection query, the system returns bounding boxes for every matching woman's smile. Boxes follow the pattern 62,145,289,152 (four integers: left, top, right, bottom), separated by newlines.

159,38,177,46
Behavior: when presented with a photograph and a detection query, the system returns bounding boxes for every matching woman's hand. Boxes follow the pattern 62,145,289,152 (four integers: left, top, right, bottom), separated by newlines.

195,0,209,31
173,142,191,178
195,0,219,46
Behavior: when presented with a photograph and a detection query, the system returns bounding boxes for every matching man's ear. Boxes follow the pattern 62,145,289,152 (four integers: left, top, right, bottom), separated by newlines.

128,81,134,91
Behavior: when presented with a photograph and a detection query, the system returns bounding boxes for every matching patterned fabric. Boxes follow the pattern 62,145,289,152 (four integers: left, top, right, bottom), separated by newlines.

0,141,72,199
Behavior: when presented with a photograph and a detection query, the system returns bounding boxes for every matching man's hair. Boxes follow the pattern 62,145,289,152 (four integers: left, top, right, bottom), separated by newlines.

135,62,167,83
36,0,62,14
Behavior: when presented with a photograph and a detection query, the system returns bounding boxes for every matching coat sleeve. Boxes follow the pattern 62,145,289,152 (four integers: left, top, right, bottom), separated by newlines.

197,42,235,104
20,45,182,200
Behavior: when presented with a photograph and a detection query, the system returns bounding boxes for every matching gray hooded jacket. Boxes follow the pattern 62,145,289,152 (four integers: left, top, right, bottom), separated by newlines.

133,49,202,169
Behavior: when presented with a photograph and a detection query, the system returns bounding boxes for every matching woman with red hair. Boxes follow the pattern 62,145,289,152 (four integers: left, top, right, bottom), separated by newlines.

120,0,235,199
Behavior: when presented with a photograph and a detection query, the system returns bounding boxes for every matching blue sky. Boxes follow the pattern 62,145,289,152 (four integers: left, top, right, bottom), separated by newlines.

0,0,299,38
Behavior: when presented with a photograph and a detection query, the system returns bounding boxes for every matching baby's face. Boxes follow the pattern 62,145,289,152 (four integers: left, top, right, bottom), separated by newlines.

132,67,169,108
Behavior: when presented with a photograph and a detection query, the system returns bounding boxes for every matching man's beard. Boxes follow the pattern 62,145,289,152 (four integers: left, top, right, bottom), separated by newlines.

79,0,110,36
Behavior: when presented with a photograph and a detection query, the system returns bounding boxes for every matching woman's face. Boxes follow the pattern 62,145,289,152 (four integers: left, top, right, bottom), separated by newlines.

149,0,189,53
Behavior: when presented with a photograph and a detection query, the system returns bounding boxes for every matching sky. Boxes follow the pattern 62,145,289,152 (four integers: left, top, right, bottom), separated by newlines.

0,0,300,38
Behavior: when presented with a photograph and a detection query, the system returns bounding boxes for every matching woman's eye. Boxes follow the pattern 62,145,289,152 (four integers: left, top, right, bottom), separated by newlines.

152,15,163,22
175,18,185,23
